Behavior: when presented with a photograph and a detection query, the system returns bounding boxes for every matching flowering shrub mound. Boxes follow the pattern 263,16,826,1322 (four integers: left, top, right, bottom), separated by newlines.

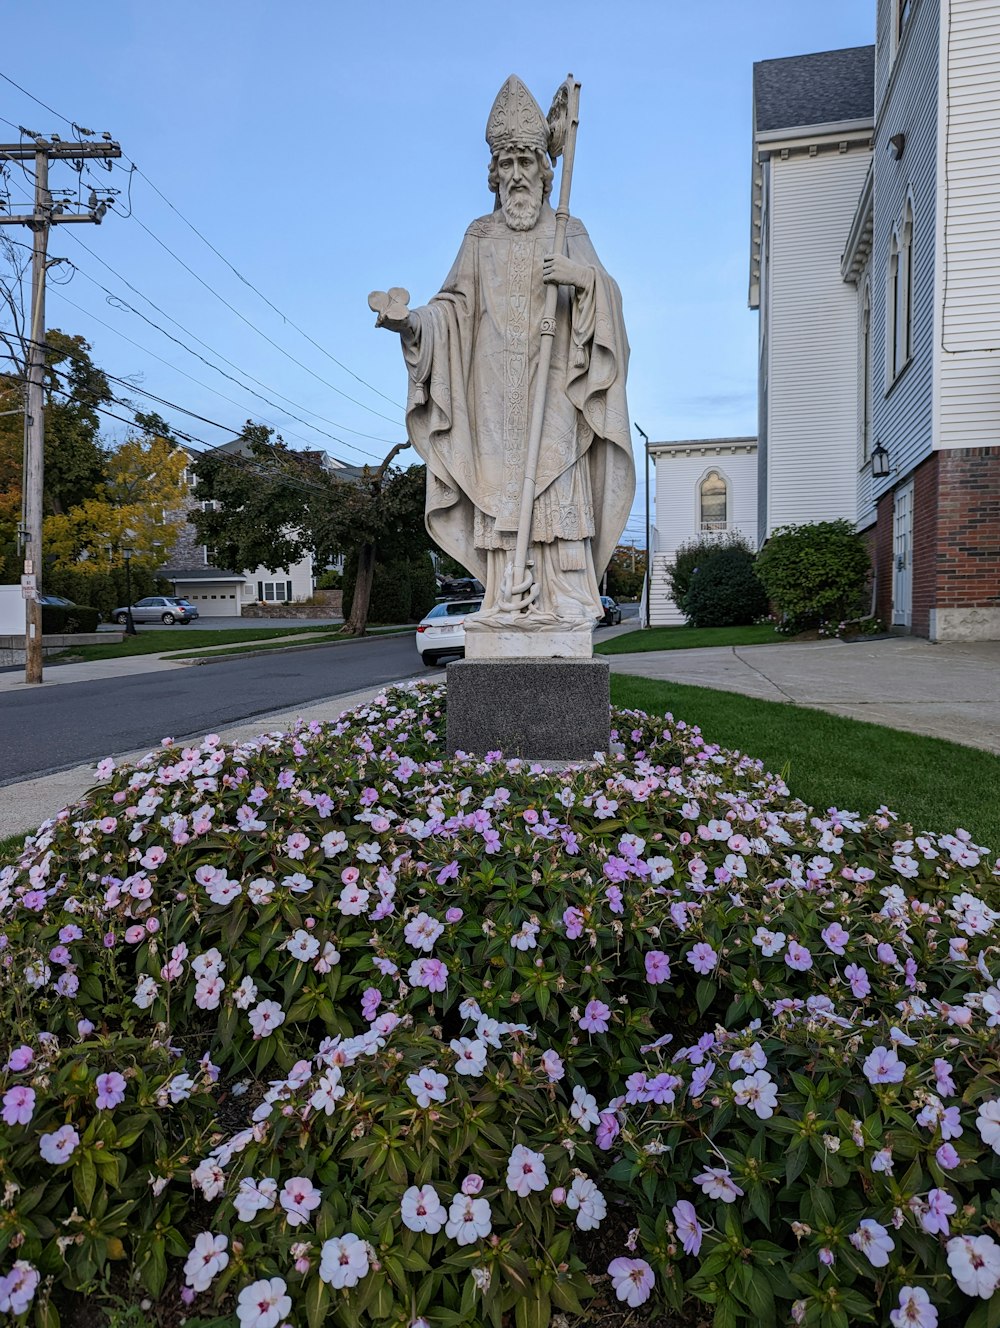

2,684,1000,1328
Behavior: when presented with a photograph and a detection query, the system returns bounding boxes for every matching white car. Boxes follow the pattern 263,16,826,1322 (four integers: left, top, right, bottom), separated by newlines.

415,597,482,666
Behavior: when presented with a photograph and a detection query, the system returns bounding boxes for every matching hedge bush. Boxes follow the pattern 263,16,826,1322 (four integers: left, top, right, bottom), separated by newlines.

1,686,1000,1328
40,602,101,634
755,520,871,633
683,545,770,627
666,532,757,618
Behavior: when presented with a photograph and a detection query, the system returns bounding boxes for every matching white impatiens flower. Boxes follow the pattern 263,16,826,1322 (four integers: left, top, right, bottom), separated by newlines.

445,1194,493,1245
732,1069,778,1119
233,1176,278,1222
236,1275,291,1328
279,1176,321,1226
570,1085,600,1131
183,1232,229,1293
566,1175,607,1231
132,975,159,1009
693,1167,744,1204
506,1144,548,1197
319,1233,371,1289
285,929,320,962
309,1068,345,1115
191,1159,226,1201
889,1286,938,1328
947,1233,1000,1299
400,1184,446,1234
976,1100,1000,1154
450,1037,488,1077
405,1068,449,1108
850,1218,895,1268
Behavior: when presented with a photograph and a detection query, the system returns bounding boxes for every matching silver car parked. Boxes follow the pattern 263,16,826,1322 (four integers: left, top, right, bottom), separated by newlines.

111,595,199,625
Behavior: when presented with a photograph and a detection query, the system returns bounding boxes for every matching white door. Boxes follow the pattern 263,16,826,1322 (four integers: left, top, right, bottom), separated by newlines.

892,480,914,628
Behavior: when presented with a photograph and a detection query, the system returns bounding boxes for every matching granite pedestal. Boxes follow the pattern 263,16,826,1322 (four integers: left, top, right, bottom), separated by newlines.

446,657,610,760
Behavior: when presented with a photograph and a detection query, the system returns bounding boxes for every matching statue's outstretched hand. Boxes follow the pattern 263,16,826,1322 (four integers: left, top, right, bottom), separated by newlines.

368,288,413,334
542,255,593,291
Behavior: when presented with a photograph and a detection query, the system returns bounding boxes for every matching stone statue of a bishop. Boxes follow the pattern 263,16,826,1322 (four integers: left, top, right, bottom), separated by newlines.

375,75,634,653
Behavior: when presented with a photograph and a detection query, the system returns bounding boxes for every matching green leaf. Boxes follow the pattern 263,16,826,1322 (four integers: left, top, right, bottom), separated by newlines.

73,1152,98,1212
514,1289,551,1328
304,1276,330,1328
697,978,717,1015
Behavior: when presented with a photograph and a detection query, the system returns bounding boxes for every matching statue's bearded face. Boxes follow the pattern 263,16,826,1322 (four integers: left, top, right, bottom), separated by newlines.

496,147,544,231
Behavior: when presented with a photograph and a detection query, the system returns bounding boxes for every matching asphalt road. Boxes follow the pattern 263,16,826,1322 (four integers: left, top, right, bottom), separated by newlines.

0,633,429,786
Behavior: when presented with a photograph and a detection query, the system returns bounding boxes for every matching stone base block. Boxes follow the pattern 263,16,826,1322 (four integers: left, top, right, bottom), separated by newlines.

446,657,610,759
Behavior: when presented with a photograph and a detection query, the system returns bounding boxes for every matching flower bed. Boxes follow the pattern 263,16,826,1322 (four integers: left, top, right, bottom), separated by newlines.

1,683,1000,1328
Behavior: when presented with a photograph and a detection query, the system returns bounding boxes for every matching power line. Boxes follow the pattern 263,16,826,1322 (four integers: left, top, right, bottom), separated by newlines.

124,212,404,427
118,160,405,412
48,281,385,464
0,69,407,421
63,231,398,445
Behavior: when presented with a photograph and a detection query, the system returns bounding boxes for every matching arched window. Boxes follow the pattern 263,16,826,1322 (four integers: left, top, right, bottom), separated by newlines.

887,199,914,381
699,470,728,532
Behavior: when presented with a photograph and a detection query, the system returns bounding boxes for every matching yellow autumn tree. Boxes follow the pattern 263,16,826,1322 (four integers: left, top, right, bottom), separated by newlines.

43,432,188,577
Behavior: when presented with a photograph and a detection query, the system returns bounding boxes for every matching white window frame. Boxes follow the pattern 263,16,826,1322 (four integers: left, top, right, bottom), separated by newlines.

698,468,729,534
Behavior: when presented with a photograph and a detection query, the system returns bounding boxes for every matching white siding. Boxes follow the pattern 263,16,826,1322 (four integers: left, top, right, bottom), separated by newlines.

936,0,1000,450
766,148,873,534
244,553,315,603
648,444,757,626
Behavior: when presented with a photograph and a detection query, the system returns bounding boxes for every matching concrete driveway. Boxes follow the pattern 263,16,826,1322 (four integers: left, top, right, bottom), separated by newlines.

607,635,1000,755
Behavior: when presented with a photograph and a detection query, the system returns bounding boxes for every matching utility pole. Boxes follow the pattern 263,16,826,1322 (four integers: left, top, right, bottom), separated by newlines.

0,132,121,683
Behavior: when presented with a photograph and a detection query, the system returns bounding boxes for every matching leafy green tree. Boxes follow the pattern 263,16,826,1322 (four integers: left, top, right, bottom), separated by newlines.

189,427,429,635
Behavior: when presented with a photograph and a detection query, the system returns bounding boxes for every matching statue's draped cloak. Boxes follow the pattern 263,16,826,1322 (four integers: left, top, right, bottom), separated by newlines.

402,207,634,590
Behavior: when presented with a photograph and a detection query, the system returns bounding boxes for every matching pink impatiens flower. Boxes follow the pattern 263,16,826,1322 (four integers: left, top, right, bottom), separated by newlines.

506,1144,548,1197
95,1072,126,1110
408,957,449,993
2,1085,35,1126
578,999,611,1034
607,1257,654,1308
686,942,718,975
863,1045,905,1086
248,1000,285,1039
644,950,671,984
672,1200,703,1255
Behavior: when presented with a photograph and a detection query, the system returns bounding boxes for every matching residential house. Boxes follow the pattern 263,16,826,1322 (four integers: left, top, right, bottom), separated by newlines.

755,1,1000,640
647,437,758,625
161,441,351,616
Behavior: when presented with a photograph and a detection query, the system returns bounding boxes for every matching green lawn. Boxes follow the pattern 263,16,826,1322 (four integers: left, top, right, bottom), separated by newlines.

610,674,1000,849
169,626,412,660
596,622,786,654
48,625,339,662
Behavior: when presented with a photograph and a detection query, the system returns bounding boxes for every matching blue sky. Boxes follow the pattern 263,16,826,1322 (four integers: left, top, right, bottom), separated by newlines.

2,0,875,547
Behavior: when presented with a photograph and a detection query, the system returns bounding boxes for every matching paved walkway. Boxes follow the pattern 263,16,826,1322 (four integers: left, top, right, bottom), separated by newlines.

1,630,997,842
606,635,1000,755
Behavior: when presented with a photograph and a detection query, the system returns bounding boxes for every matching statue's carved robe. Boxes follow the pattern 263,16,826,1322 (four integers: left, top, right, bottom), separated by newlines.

402,204,633,621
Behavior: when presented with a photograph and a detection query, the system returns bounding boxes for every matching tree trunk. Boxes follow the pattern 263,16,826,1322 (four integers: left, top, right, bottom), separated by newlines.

344,541,376,636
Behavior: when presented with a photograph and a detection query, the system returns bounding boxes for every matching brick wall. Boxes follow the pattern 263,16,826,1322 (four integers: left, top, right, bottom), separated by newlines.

871,446,1000,636
934,448,1000,611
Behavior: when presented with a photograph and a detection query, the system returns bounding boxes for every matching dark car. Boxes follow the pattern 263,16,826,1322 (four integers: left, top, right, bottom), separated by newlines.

37,594,77,610
596,595,622,626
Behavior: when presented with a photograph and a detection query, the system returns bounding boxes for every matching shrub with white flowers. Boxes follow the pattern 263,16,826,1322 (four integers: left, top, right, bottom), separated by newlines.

1,682,1000,1328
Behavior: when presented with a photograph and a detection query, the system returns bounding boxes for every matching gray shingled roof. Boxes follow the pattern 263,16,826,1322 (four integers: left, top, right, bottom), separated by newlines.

754,45,874,134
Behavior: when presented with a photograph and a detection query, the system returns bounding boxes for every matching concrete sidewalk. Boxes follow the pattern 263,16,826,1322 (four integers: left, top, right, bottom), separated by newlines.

607,635,1000,755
